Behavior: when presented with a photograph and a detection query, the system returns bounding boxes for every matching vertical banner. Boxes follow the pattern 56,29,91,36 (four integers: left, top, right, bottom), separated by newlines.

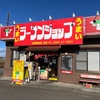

12,60,24,85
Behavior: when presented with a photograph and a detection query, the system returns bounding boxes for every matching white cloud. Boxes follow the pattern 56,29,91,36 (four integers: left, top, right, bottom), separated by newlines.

0,48,6,57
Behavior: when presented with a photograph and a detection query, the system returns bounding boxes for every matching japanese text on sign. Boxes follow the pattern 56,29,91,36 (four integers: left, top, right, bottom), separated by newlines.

14,17,83,46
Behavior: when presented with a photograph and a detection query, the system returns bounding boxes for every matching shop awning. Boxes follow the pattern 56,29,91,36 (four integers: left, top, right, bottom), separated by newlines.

80,44,100,49
25,45,61,51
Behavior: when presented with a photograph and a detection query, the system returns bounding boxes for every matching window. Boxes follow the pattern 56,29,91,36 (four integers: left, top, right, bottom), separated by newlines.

19,51,26,61
76,51,100,72
61,55,73,74
13,50,19,60
11,50,19,67
88,52,99,71
76,51,87,70
11,50,27,67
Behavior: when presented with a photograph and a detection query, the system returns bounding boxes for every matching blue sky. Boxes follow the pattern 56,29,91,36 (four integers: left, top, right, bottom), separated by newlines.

0,0,100,57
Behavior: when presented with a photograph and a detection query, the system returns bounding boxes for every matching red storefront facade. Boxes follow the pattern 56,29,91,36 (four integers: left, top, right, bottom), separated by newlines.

0,16,100,84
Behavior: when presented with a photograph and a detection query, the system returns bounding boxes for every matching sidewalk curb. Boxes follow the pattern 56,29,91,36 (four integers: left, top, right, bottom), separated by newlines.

0,76,100,93
55,82,100,92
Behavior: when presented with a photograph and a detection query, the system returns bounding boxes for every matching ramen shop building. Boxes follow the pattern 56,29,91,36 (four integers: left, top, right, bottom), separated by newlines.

0,15,100,84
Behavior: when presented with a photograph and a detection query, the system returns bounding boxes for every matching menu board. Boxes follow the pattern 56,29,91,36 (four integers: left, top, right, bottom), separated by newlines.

12,60,24,84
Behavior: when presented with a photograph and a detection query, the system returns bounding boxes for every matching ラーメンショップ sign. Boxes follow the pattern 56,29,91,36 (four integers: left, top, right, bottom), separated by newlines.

14,17,83,46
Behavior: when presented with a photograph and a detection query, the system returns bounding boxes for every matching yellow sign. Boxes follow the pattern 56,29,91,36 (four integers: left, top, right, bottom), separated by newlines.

24,69,29,79
12,60,24,85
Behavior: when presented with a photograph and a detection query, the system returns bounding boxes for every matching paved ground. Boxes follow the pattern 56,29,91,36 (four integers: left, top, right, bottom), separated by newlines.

0,68,100,94
0,80,100,100
0,76,100,95
0,68,4,76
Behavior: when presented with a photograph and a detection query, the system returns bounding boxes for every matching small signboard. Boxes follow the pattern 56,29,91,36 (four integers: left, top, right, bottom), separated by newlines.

0,26,15,40
12,60,24,84
40,69,48,79
84,16,100,35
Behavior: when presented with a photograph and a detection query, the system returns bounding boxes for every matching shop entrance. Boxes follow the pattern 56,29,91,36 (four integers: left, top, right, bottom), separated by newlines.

48,56,58,81
35,54,58,81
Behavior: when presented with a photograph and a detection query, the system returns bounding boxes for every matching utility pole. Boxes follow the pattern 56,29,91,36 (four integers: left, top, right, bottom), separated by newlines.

7,12,10,26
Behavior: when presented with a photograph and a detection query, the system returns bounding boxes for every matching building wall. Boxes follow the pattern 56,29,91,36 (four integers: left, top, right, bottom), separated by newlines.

3,41,18,76
57,41,100,84
3,39,100,84
58,53,81,84
3,46,12,76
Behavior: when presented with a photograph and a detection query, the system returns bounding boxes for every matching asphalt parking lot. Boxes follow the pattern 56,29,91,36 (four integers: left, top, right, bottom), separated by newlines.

0,67,100,94
0,80,100,100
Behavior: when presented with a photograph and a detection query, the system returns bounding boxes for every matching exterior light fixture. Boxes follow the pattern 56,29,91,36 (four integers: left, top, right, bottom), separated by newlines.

42,19,44,21
71,13,76,26
0,24,2,27
29,18,32,21
96,11,99,16
72,13,75,17
65,52,68,55
49,15,53,28
13,21,16,24
49,15,52,20
93,11,99,23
